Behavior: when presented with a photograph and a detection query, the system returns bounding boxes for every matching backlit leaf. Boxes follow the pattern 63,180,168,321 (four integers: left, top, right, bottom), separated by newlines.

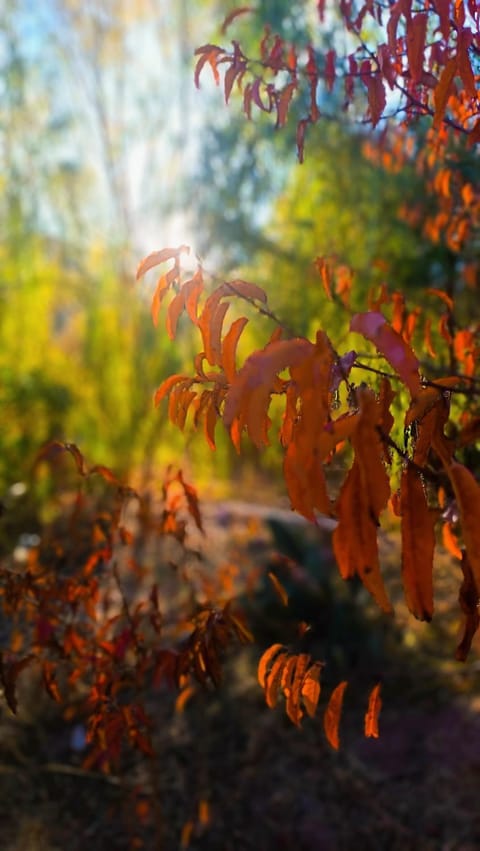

350,312,421,397
265,651,290,708
433,58,457,129
136,245,190,280
364,683,382,738
258,644,286,688
301,662,322,718
222,316,248,383
323,681,348,750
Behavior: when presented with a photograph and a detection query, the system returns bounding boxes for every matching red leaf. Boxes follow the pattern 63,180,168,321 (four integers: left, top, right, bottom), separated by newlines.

350,312,421,397
406,13,427,85
365,73,386,127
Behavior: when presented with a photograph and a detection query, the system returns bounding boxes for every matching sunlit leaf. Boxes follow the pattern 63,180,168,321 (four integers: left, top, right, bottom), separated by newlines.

364,682,382,738
400,466,436,621
323,681,348,750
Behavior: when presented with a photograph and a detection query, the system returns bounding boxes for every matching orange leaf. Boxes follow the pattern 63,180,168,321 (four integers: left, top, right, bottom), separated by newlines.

258,644,286,688
268,572,289,607
153,375,192,407
151,274,169,326
221,316,248,383
264,651,290,708
426,288,453,312
442,521,462,560
350,312,421,397
433,58,457,129
301,661,322,718
323,681,348,750
136,245,190,280
440,461,480,596
166,291,186,340
286,653,311,726
364,683,382,738
400,467,436,621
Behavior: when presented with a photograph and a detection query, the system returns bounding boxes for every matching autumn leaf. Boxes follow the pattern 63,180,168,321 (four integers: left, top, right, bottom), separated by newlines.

136,245,190,280
350,311,421,397
364,683,382,738
258,644,286,688
265,651,290,708
220,6,255,34
400,466,436,621
433,58,457,129
268,572,289,607
456,552,480,661
323,681,348,750
365,73,386,128
406,13,427,85
301,661,322,718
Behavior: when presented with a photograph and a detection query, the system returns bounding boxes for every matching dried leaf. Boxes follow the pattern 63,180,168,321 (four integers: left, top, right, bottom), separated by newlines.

323,681,348,750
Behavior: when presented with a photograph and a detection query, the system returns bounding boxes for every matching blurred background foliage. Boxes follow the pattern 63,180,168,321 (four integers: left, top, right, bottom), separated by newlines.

0,0,477,501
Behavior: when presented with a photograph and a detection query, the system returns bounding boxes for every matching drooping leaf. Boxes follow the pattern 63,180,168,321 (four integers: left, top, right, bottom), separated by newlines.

456,552,480,661
433,57,457,129
364,683,382,738
286,653,311,726
220,6,255,34
350,312,421,397
301,661,322,718
406,13,427,84
268,572,289,607
323,681,348,750
365,73,386,127
221,316,249,383
439,461,480,596
264,651,290,708
258,644,286,688
136,245,190,280
400,466,436,621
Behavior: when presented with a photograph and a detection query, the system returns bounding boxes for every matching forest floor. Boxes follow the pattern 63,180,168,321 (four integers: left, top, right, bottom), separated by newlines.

1,485,480,851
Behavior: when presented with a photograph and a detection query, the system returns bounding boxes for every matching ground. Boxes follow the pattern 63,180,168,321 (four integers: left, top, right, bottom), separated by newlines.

1,490,480,850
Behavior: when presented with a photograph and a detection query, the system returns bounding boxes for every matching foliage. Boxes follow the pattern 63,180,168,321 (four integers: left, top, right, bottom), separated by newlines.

136,0,480,729
1,2,480,844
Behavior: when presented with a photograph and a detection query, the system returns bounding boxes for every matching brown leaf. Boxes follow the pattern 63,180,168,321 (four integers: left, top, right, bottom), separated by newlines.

323,681,348,750
406,13,427,84
400,467,436,621
456,552,480,661
365,73,386,127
